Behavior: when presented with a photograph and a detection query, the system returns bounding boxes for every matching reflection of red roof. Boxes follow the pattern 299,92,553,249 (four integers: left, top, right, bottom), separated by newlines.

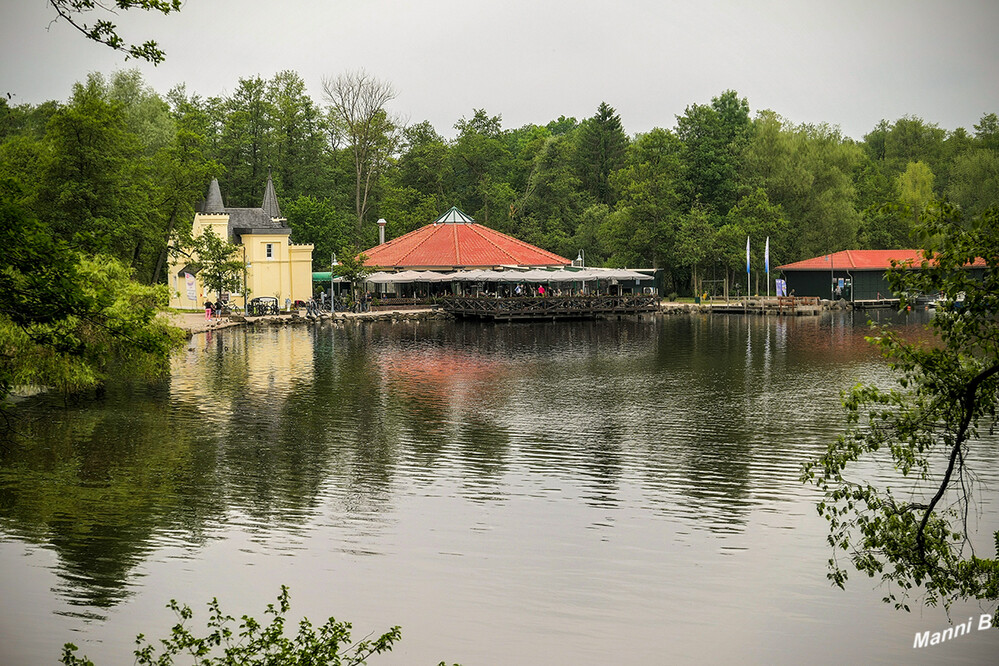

361,210,569,269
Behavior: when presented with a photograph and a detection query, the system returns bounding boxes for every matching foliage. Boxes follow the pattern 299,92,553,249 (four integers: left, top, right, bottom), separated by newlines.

675,90,751,215
47,0,182,64
337,253,372,284
802,202,999,612
60,586,401,666
1,182,183,405
451,109,513,228
189,227,245,302
897,160,935,216
576,102,628,205
284,195,352,271
4,67,998,297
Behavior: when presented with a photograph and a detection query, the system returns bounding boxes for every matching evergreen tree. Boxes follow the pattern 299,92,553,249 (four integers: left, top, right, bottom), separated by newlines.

576,102,628,206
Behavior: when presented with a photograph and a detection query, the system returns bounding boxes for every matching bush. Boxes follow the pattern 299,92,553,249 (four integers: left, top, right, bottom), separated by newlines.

61,587,401,666
667,292,678,302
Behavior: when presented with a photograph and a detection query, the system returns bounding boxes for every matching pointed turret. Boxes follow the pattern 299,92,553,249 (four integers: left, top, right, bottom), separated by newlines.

261,168,282,220
204,178,226,213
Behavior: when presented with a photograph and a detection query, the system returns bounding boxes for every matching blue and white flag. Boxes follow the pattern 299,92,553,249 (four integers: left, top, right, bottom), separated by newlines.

746,236,750,274
765,236,770,274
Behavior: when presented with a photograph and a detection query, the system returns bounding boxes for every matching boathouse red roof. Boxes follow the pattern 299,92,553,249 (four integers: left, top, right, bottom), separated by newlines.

780,250,924,271
361,207,570,269
779,249,988,271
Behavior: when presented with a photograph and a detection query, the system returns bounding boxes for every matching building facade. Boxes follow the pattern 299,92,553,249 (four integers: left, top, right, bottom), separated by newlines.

778,249,986,301
168,176,314,309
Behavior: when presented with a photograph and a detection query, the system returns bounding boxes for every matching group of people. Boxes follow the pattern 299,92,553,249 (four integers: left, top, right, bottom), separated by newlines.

203,299,226,319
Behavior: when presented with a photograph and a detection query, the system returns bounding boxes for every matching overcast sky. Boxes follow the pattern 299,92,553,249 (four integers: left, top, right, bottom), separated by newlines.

3,0,998,140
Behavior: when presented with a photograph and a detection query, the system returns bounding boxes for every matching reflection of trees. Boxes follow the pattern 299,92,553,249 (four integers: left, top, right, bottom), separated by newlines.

0,312,919,614
0,386,223,611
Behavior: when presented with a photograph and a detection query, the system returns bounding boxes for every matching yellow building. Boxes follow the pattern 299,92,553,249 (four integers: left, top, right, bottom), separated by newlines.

168,176,314,310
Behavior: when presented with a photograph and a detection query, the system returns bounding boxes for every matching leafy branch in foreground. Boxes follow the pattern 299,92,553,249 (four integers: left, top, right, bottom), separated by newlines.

803,202,999,614
47,0,182,64
61,586,402,665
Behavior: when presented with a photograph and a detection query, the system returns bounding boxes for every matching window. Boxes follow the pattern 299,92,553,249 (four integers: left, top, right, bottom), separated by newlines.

266,243,273,259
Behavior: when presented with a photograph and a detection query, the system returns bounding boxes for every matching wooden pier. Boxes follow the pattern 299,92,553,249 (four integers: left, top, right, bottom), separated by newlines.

441,294,661,321
707,296,822,315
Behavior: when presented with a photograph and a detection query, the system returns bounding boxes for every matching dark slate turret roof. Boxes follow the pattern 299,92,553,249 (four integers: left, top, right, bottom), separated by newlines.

204,178,226,213
197,178,290,238
227,208,290,238
261,170,282,219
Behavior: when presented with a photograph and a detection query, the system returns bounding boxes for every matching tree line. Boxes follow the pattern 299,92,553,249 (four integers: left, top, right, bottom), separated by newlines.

2,69,998,295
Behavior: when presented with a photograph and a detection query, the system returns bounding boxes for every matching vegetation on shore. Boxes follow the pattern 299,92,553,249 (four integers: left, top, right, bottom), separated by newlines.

803,203,999,615
3,69,998,299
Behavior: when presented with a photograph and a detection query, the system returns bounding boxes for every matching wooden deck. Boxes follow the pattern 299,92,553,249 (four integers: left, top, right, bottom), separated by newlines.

708,296,821,315
441,294,661,321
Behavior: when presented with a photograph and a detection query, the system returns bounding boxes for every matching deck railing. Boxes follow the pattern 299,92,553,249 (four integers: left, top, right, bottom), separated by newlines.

440,294,660,320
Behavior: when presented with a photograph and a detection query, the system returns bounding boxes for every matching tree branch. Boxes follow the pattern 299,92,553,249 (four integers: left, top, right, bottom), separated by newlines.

916,362,999,560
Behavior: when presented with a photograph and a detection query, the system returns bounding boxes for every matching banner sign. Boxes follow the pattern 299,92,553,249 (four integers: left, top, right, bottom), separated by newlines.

185,273,196,301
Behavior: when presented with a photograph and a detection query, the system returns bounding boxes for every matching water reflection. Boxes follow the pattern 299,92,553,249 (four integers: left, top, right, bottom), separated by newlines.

0,312,915,605
4,310,996,665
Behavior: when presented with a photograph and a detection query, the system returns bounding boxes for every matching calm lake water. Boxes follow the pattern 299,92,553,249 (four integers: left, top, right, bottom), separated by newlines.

2,311,997,665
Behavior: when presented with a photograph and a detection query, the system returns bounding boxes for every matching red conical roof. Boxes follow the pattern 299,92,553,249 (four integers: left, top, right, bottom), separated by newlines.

361,208,570,269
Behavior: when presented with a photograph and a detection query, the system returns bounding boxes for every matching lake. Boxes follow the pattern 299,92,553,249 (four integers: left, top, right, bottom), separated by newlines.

2,311,997,665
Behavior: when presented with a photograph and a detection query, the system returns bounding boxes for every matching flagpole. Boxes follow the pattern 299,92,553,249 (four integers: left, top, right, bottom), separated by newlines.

745,235,750,312
765,236,770,299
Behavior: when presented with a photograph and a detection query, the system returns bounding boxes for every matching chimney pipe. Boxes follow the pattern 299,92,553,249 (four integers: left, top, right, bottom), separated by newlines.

377,218,387,245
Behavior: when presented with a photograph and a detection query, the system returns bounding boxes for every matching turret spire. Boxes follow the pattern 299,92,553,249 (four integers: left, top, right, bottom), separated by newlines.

261,167,282,220
204,178,225,213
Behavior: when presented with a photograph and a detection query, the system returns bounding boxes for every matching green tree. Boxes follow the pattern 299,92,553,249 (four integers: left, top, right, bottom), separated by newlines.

451,109,512,227
267,70,329,200
1,180,183,406
857,204,912,250
37,76,153,265
576,102,628,206
897,160,935,217
725,188,791,278
674,205,715,294
606,127,683,271
284,195,352,270
217,76,275,206
516,133,587,254
803,202,999,613
947,149,999,217
393,120,452,202
189,227,245,303
974,113,999,152
743,113,861,259
675,90,751,214
337,252,373,303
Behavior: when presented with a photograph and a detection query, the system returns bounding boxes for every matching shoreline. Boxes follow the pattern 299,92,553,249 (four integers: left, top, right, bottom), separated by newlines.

166,308,451,337
168,297,860,337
